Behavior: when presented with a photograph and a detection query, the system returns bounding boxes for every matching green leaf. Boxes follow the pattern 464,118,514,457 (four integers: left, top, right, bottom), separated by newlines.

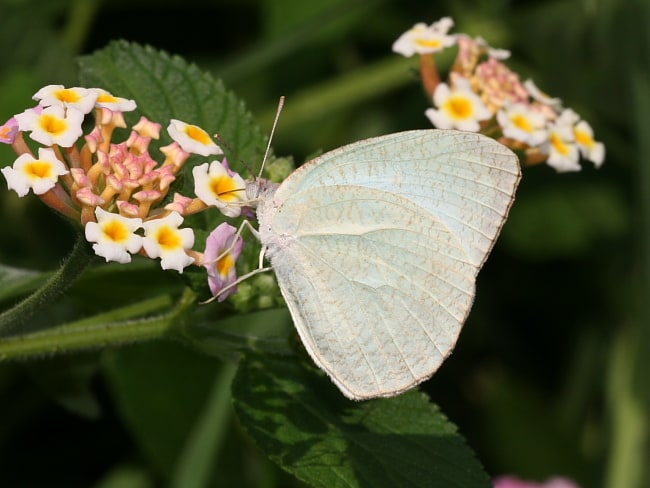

77,40,266,169
232,352,491,488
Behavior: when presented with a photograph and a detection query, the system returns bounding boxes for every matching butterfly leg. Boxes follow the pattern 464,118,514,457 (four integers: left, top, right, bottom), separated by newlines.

201,219,273,304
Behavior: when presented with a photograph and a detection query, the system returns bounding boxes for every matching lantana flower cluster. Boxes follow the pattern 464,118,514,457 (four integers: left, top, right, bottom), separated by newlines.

393,17,605,172
0,85,249,301
493,475,580,488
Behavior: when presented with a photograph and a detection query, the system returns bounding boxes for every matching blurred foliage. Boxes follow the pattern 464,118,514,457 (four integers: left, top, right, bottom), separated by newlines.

0,0,648,487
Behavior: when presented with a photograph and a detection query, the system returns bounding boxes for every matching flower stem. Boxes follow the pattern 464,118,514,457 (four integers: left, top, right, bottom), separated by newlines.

419,54,440,98
0,289,196,360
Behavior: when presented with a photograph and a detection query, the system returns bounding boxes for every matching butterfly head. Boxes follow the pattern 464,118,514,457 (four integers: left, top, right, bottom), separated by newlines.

245,177,279,207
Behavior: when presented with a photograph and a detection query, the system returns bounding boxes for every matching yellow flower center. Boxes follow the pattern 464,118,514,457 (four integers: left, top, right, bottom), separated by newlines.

25,161,52,179
574,129,594,148
415,37,442,49
54,88,81,104
185,125,212,145
217,253,235,277
103,220,129,243
511,114,533,132
97,93,119,104
210,175,241,202
444,96,473,120
39,114,68,135
550,133,570,155
155,226,182,250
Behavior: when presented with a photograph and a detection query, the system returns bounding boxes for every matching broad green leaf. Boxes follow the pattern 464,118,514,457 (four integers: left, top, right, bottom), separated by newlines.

77,40,266,173
232,351,491,488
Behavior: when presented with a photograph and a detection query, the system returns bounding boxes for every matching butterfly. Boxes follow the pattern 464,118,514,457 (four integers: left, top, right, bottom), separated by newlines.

244,129,520,400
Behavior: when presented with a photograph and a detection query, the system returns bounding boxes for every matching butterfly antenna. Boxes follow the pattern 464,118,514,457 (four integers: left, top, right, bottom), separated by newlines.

214,135,255,176
258,96,285,178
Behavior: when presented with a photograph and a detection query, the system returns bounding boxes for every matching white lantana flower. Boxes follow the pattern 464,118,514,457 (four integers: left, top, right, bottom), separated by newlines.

193,161,247,218
14,105,84,147
497,103,549,146
392,17,456,57
142,211,195,273
574,120,605,167
544,118,580,172
1,148,69,197
85,207,143,264
425,78,492,131
167,119,223,157
89,88,137,112
33,85,98,114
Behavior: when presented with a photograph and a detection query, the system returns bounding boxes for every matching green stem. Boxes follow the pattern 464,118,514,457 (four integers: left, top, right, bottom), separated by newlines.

0,289,196,360
605,329,646,488
632,70,650,487
0,234,93,337
62,0,101,53
171,361,237,488
606,70,650,488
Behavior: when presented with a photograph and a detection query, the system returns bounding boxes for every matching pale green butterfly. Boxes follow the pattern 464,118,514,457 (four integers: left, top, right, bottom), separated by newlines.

244,129,520,400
